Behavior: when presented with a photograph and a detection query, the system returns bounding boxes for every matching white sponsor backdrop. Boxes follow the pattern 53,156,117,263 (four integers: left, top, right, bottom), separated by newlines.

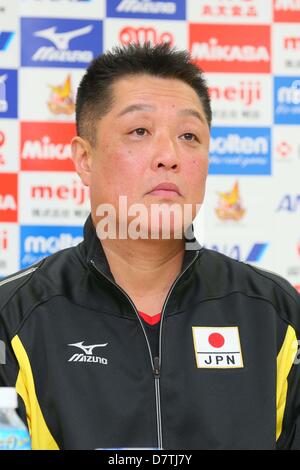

0,0,299,293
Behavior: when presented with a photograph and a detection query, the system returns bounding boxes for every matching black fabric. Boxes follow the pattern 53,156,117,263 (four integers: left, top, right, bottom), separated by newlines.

0,214,300,449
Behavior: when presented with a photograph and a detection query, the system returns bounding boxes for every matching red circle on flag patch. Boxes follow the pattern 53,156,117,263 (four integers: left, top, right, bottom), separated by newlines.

208,332,225,348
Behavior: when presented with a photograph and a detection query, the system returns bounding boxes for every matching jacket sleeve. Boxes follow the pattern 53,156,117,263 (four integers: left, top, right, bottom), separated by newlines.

0,313,28,426
276,291,300,449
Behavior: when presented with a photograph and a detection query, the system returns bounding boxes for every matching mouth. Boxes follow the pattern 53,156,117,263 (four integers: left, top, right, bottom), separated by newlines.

146,183,182,197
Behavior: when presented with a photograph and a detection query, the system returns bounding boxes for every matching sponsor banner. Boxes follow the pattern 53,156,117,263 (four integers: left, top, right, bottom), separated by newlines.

0,223,19,278
208,127,271,175
207,73,272,126
204,176,276,231
0,69,17,118
0,120,19,172
19,68,84,121
21,17,103,68
190,24,271,73
203,237,270,266
187,0,272,24
276,192,300,214
0,173,18,222
19,171,90,225
273,24,300,75
20,225,83,268
20,121,76,171
104,17,187,50
20,0,105,19
0,0,19,22
106,0,186,20
274,76,300,125
0,29,19,69
273,0,300,22
273,125,300,174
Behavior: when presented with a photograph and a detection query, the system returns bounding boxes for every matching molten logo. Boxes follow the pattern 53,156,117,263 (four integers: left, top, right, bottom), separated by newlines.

31,180,89,206
209,81,261,107
119,26,173,46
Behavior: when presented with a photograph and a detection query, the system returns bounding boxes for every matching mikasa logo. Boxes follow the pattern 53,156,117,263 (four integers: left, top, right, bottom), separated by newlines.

67,341,108,365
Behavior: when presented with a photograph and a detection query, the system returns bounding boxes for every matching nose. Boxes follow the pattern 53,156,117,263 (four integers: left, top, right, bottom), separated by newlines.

150,134,180,172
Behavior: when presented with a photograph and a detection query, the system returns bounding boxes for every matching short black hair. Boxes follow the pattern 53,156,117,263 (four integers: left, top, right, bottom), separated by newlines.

76,42,212,146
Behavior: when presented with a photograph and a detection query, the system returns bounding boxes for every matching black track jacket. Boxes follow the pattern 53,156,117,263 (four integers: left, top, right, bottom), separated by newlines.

0,215,300,450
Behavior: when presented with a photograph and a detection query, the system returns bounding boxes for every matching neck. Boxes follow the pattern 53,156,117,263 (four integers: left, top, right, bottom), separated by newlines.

99,235,185,316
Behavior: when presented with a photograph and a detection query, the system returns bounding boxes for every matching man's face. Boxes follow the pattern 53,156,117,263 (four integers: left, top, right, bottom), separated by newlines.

84,74,210,238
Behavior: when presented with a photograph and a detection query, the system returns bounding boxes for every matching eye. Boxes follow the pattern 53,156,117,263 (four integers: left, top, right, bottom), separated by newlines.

131,128,148,136
180,133,198,142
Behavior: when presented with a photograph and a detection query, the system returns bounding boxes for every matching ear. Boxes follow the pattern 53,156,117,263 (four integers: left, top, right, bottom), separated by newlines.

71,136,92,187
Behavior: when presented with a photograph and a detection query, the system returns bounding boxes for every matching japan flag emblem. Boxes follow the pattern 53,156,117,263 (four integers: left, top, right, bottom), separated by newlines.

192,326,244,369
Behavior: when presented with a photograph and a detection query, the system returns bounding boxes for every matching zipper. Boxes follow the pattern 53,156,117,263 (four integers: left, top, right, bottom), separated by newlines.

90,250,199,449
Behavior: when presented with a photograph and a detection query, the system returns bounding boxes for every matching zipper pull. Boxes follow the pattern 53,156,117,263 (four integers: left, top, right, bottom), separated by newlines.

153,356,160,378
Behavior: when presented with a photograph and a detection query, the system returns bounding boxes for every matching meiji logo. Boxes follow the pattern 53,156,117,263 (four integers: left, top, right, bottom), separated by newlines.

21,122,75,171
284,36,300,50
116,0,177,14
119,26,173,46
190,24,270,73
0,32,14,51
192,327,244,369
0,229,8,252
207,243,268,262
192,37,269,63
274,0,300,22
276,194,300,212
209,80,261,106
68,341,108,365
32,24,93,63
0,173,17,222
31,180,89,205
21,18,102,68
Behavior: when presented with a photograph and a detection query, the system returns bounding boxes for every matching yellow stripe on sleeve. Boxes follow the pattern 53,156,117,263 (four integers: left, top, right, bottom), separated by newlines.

11,335,59,450
276,325,298,441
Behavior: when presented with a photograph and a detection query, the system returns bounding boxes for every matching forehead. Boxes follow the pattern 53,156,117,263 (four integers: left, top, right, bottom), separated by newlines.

110,74,205,115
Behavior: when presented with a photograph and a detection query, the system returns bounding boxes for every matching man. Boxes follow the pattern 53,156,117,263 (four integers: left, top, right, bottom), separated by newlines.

0,43,300,450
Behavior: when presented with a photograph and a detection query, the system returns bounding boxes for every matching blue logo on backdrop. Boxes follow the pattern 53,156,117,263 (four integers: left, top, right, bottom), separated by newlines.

106,0,185,19
276,194,300,213
0,32,14,51
21,18,102,68
20,226,83,269
274,77,300,125
0,69,17,118
206,243,269,263
209,127,271,175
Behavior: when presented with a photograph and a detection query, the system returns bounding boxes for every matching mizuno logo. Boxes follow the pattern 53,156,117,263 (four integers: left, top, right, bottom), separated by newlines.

68,341,108,355
34,25,93,50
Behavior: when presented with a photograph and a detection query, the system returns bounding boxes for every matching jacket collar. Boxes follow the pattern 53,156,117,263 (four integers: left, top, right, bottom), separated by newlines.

82,214,202,283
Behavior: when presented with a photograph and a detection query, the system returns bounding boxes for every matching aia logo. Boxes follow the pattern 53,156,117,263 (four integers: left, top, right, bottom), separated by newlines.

0,173,17,222
21,122,76,171
273,0,300,22
119,26,174,46
190,24,270,73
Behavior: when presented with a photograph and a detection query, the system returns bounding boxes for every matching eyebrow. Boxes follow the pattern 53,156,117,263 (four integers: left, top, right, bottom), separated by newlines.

117,104,206,124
